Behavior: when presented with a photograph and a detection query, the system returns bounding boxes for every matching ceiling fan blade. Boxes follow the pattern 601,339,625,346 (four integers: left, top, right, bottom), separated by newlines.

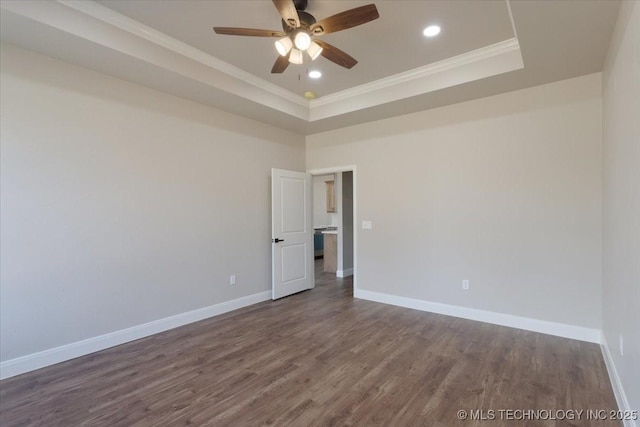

213,27,286,37
271,53,291,73
309,4,379,35
272,0,300,28
314,40,357,69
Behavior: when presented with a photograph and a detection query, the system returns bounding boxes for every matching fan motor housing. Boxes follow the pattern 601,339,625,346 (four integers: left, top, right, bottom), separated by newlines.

282,11,316,32
293,0,308,11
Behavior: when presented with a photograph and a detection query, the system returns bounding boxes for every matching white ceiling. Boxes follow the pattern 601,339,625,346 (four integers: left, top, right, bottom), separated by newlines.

95,0,515,96
0,0,621,135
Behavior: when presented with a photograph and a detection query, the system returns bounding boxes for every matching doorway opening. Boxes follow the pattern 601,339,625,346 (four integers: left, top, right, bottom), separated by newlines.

309,166,357,294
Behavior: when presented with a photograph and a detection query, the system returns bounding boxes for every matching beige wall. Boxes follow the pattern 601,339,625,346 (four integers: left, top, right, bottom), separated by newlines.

3,18,634,402
307,73,603,329
602,0,640,413
0,45,305,362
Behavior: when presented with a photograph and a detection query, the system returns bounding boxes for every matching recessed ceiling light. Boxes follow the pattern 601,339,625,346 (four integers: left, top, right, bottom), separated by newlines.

308,70,322,79
423,25,441,37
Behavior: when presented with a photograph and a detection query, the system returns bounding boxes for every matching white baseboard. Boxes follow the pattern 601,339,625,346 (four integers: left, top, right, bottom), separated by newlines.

0,290,271,380
337,268,354,278
601,334,638,427
354,289,601,343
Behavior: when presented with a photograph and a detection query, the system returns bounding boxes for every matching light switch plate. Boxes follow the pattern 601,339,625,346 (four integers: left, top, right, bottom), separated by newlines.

362,220,372,229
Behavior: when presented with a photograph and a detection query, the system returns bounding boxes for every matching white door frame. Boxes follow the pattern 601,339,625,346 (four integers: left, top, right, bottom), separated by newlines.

308,165,358,294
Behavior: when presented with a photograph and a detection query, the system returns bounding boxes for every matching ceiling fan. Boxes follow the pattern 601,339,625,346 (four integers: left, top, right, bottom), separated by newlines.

213,0,379,73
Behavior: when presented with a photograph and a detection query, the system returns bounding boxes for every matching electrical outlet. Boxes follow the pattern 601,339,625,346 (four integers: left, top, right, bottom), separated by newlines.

229,275,236,285
462,280,470,290
619,334,624,356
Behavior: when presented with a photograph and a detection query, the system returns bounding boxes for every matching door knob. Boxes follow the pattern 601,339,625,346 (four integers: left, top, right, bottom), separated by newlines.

273,238,285,243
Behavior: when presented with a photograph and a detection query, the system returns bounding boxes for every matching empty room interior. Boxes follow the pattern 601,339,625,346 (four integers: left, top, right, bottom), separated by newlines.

0,0,638,425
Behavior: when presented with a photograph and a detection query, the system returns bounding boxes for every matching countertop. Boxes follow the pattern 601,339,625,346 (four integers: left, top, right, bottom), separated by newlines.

314,226,338,235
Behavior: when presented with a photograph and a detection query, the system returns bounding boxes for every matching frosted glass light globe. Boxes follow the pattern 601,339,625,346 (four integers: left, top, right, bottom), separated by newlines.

294,31,311,50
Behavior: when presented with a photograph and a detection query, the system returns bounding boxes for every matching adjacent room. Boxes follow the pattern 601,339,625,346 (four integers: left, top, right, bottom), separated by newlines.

1,0,638,425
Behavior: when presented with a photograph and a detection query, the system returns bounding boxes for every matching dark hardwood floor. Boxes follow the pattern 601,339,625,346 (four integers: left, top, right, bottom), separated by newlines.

1,261,619,426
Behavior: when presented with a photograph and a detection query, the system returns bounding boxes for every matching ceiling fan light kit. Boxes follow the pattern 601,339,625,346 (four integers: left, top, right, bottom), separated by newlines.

307,41,323,60
294,31,311,50
289,48,304,64
275,36,293,56
213,0,380,74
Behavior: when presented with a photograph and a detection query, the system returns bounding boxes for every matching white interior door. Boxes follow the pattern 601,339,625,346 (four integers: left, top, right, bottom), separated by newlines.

272,168,313,299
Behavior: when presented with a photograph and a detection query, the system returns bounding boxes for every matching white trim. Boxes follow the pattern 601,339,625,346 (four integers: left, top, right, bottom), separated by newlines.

354,289,601,343
308,166,358,293
310,38,521,107
505,0,519,42
69,0,521,116
309,42,523,121
1,1,524,123
57,0,306,107
601,334,638,427
308,166,357,175
0,0,308,121
337,268,354,278
0,291,271,380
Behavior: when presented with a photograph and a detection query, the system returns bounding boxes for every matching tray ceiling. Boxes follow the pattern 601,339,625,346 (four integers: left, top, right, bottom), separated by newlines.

0,0,621,134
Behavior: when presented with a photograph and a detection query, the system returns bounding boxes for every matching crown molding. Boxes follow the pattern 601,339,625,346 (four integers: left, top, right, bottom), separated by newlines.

2,0,523,124
57,0,308,108
311,38,520,108
309,38,524,121
0,0,309,121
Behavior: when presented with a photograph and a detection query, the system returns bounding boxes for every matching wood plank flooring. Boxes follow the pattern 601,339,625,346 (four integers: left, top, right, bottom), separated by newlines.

1,262,619,426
